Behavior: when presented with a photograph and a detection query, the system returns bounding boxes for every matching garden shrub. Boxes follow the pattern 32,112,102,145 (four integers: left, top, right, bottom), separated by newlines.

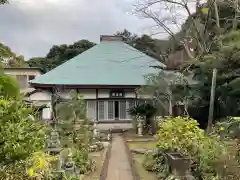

156,116,205,156
210,117,240,179
27,151,57,179
73,148,95,174
154,116,226,179
0,98,50,179
0,98,48,164
0,74,20,98
213,117,240,139
56,91,96,175
143,151,169,178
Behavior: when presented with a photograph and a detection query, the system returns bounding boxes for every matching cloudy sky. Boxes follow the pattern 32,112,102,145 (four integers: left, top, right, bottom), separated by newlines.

0,0,197,59
0,0,157,59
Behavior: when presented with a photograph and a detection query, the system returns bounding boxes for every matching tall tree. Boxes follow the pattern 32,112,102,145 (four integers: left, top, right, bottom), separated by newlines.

134,0,240,127
115,29,169,63
0,43,28,67
27,40,96,72
0,0,8,5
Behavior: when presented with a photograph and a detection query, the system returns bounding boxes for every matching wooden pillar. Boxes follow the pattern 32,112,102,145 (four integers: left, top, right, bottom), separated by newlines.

96,88,99,121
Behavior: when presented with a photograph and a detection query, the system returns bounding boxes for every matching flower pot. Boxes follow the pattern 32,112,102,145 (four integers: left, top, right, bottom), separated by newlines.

166,152,191,177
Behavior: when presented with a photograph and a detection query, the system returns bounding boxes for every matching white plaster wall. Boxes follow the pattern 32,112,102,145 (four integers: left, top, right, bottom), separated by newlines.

29,91,51,101
59,89,96,99
59,90,71,99
50,89,137,100
41,101,52,120
98,89,109,98
29,89,97,101
137,93,151,99
4,69,41,76
98,89,136,99
125,91,136,98
78,89,96,99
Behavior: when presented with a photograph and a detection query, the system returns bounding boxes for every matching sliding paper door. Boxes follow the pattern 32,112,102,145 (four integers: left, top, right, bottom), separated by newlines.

86,100,96,120
119,100,127,120
108,101,114,120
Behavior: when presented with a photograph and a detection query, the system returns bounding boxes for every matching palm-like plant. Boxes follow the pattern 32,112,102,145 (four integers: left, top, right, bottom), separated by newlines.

128,103,157,134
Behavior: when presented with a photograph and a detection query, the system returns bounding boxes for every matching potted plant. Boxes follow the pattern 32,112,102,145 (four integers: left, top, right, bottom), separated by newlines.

165,152,191,177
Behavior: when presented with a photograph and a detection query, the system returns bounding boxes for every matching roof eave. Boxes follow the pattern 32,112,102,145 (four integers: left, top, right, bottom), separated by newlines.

30,83,142,89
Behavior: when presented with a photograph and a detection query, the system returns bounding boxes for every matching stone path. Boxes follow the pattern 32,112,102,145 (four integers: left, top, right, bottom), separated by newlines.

106,135,133,180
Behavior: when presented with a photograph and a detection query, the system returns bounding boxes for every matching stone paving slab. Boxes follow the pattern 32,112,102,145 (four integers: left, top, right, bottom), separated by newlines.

106,135,133,180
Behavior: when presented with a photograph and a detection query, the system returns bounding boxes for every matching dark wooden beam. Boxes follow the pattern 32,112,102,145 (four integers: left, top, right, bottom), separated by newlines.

30,84,140,89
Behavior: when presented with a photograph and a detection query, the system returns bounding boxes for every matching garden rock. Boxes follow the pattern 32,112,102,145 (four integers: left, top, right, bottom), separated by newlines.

89,142,104,152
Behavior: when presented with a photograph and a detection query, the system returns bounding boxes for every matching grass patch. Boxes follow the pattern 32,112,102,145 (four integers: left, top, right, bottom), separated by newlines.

123,129,155,141
127,141,156,150
132,154,157,180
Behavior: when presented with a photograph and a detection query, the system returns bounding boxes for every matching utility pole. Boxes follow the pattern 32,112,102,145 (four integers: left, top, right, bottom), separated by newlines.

206,68,217,134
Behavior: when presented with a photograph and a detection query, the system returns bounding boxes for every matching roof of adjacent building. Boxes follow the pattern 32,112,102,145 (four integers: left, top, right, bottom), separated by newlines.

30,35,165,86
4,67,44,73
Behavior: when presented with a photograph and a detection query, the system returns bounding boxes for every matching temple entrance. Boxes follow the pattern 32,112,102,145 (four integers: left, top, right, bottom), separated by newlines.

86,100,135,121
114,101,119,119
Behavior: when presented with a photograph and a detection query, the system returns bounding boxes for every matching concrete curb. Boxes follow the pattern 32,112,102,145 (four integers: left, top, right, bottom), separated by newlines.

123,137,140,180
99,143,112,180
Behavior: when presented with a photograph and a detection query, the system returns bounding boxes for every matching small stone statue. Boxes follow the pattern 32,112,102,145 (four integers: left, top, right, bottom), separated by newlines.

137,116,144,136
64,148,75,173
93,120,98,137
107,128,112,141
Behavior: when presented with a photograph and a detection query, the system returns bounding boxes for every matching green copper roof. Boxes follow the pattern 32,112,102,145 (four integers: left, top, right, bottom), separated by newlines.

30,40,165,86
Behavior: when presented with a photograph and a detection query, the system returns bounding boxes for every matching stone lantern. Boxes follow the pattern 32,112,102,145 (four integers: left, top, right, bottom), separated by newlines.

47,130,62,155
47,129,63,172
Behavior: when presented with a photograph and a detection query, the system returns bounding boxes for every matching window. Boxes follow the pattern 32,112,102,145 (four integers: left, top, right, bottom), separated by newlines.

108,101,114,120
87,101,96,120
119,101,127,120
29,75,36,80
95,100,137,121
98,101,105,120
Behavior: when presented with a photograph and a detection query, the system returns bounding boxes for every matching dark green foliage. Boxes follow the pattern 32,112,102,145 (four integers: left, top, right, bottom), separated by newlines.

0,0,8,5
73,148,95,174
0,74,20,98
143,152,169,179
188,31,240,127
115,29,167,63
27,40,96,72
26,57,51,73
128,103,157,134
128,103,157,118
